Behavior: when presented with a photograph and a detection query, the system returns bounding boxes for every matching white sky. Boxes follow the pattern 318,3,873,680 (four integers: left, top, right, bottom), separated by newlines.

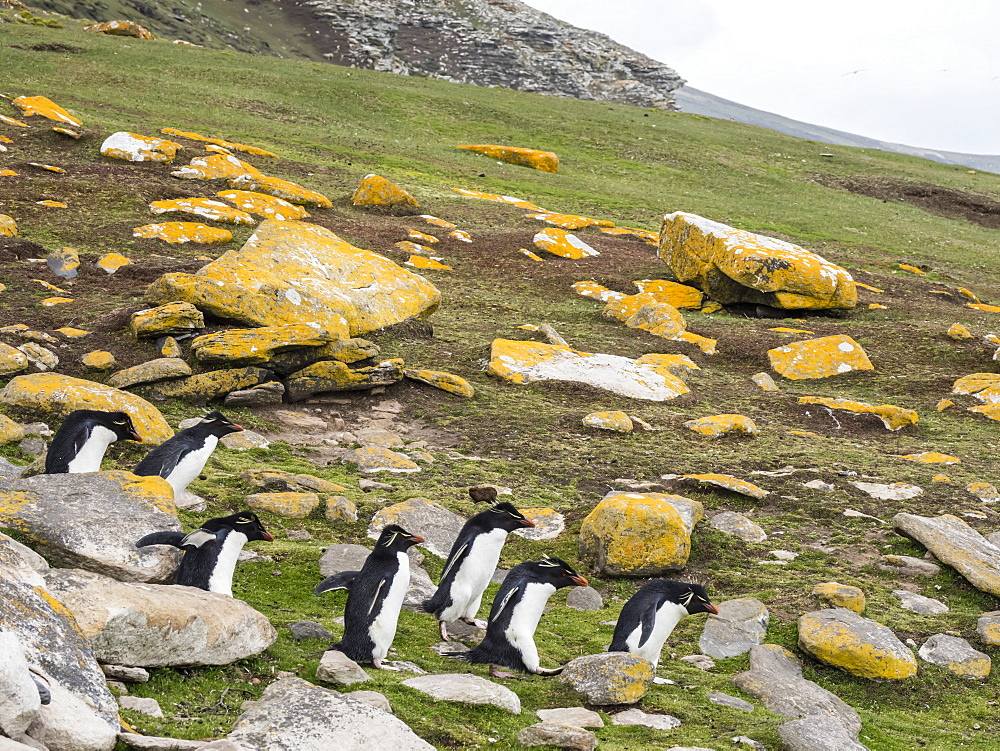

521,0,1000,155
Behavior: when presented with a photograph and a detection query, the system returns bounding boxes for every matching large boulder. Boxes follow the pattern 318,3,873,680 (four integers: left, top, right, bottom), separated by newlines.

227,676,433,750
893,513,1000,596
144,219,440,337
0,632,41,739
798,608,917,680
658,212,856,310
0,471,181,583
699,598,769,658
0,373,173,444
42,569,277,667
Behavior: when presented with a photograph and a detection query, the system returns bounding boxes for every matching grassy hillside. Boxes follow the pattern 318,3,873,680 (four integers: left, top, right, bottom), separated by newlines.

2,16,1000,751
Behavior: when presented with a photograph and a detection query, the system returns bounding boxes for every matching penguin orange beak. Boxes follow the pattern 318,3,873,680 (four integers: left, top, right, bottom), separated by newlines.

570,574,589,587
129,429,143,442
704,603,719,615
260,530,274,542
410,535,425,543
520,518,536,528
231,423,245,432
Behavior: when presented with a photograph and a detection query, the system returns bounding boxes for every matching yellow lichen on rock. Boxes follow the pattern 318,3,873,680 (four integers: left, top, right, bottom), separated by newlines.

968,303,1000,313
634,353,700,376
456,144,559,172
948,323,974,340
898,264,925,274
519,249,544,262
533,228,599,259
798,396,918,430
36,200,67,208
768,334,874,379
681,473,769,499
528,212,612,230
351,174,419,209
406,255,452,270
952,373,1000,403
217,190,310,221
160,128,277,157
171,153,262,180
133,222,233,244
191,323,334,365
420,215,457,228
403,368,475,398
56,327,90,338
0,414,25,445
29,163,67,174
150,198,256,225
798,610,917,680
683,414,758,437
0,372,172,444
406,229,439,245
770,327,815,335
932,475,951,483
230,174,332,208
245,492,320,519
0,114,29,128
967,482,1000,502
571,281,625,303
100,132,181,163
0,343,28,375
0,215,16,237
84,19,154,39
601,226,660,245
0,170,17,177
751,372,780,391
449,230,473,243
583,411,633,432
40,297,73,307
95,253,133,274
659,212,857,310
900,452,960,464
12,95,82,126
451,188,544,211
81,351,117,370
970,403,1000,421
633,279,704,309
813,582,866,613
131,302,205,338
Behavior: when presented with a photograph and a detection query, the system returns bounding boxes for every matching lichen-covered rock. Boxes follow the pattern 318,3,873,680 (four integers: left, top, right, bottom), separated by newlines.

351,174,419,209
191,323,335,366
0,214,17,237
699,598,769,658
579,491,702,575
145,220,440,337
326,495,359,523
533,228,599,259
673,473,769,499
170,153,262,180
81,351,116,371
512,508,565,542
217,189,310,221
967,482,1000,502
900,452,960,464
488,339,690,401
530,211,613,230
684,414,758,437
0,343,28,375
134,222,233,244
15,342,57,372
583,411,633,432
633,278,704,309
918,634,990,678
12,95,82,126
146,367,271,402
0,414,25,445
893,513,1000,597
108,358,193,389
813,583,865,614
131,302,205,338
977,612,1000,646
95,252,132,274
150,198,256,225
229,174,332,208
659,212,856,310
403,368,474,397
368,498,463,557
286,359,404,401
100,132,180,163
84,19,154,39
161,127,276,157
947,323,974,340
558,653,654,705
245,492,320,519
769,335,873,379
798,608,917,680
798,396,917,430
457,144,559,172
345,446,420,475
0,373,173,443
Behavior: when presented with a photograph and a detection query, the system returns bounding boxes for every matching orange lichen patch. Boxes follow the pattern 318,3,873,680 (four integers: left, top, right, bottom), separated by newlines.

519,249,544,262
205,144,233,155
419,215,457,229
854,282,884,292
451,188,544,211
403,368,475,398
40,297,73,307
659,212,857,310
633,279,704,309
968,303,1000,313
161,127,277,157
985,334,1000,346
171,153,262,180
12,95,82,126
84,19,154,39
932,475,951,483
101,132,181,163
0,114,29,128
684,414,758,437
770,327,815,335
449,230,473,243
583,411,634,432
868,303,888,310
682,473,768,499
605,293,684,324
957,287,981,303
0,136,12,144
768,334,874,379
52,127,80,139
936,399,954,411
0,215,15,237
967,482,1000,502
36,200,67,208
634,353,700,376
150,198,256,225
406,229,439,244
898,264,925,274
527,211,614,230
456,144,559,172
95,253,133,274
601,226,659,244
133,222,233,244
405,255,452,270
572,281,625,303
173,39,201,47
947,323,974,340
798,396,918,430
395,241,434,256
56,327,90,338
534,228,599,259
899,452,961,465
232,174,333,208
32,279,67,293
928,290,952,297
970,403,1000,421
28,163,66,174
350,174,418,209
0,170,17,177
952,373,1000,403
752,372,780,391
216,190,310,221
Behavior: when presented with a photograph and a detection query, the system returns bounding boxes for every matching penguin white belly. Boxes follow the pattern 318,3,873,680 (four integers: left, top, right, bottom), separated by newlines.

164,436,218,495
65,426,117,473
628,602,687,668
206,531,248,597
369,552,410,661
504,581,555,673
441,529,507,622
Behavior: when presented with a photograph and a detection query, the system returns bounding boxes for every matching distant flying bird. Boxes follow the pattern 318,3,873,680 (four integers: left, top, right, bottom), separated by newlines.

841,69,867,76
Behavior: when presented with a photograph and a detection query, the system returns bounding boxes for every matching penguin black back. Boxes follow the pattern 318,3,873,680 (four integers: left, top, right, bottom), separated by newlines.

133,411,243,493
45,409,142,474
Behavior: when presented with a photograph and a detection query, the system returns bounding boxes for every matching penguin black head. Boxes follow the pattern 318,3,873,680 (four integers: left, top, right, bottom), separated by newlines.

530,556,589,589
198,411,244,436
376,524,425,552
656,580,718,615
203,511,274,542
61,409,143,442
485,501,536,532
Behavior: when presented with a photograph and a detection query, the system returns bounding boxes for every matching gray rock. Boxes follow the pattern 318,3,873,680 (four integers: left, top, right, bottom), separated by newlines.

513,509,566,541
558,653,654,705
325,496,358,523
437,619,484,645
318,544,370,577
977,611,1000,646
778,715,870,751
368,498,464,558
708,691,754,711
566,586,603,611
286,360,405,401
987,531,1000,547
402,564,437,612
732,737,765,750
119,695,163,718
0,632,41,739
401,674,520,714
224,381,286,407
516,723,597,750
344,446,419,474
492,568,509,584
732,644,862,737
346,690,391,713
893,590,948,614
0,457,25,481
228,676,432,749
710,511,767,543
100,665,149,683
430,641,469,656
17,437,45,457
611,708,681,729
798,609,917,680
879,554,941,578
893,512,1000,596
918,634,991,677
356,428,404,447
289,621,334,642
316,651,371,686
679,654,715,670
0,534,47,573
221,430,270,450
174,489,207,512
359,479,393,492
117,732,207,749
0,471,181,583
536,707,604,728
699,598,769,658
287,529,312,541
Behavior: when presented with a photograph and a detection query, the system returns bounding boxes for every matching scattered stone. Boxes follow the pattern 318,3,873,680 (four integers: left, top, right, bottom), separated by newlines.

17,343,58,372
46,246,79,279
566,586,604,611
710,512,767,543
0,214,17,237
900,451,960,464
323,496,358,524
95,252,133,274
18,436,45,456
680,654,715,670
316,650,372,686
853,482,922,500
289,621,334,642
368,498,463,557
665,473,769,499
536,707,604,728
356,428,404,447
516,723,597,750
351,174,419,210
778,715,869,751
245,492,320,519
813,583,866,613
162,127,276,157
84,19,154,39
101,664,149,683
403,368,475,397
150,198,256,226
109,358,193,389
967,482,1000,503
147,367,271,403
751,371,780,391
13,95,83,126
221,430,269,450
708,692,754,712
119,695,163,718
131,302,205,338
798,608,917,679
402,674,520,714
803,479,835,491
918,634,990,678
582,410,633,432
513,508,565,541
699,598,769,658
134,222,233,244
880,554,941,578
100,132,180,163
286,359,405,401
457,144,559,172
0,343,28,376
769,335,873,379
533,228,599,259
612,708,681,730
977,612,1000,646
893,512,1000,597
360,479,394,492
558,653,654,705
225,381,286,407
0,415,26,445
345,446,420,474
229,174,332,207
191,323,334,366
171,153,262,180
894,590,948,614
684,414,758,437
218,190,311,221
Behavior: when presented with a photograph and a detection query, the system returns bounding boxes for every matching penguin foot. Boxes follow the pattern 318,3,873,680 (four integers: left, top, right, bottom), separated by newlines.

439,621,452,642
489,666,518,679
373,658,400,671
533,667,564,677
462,617,488,629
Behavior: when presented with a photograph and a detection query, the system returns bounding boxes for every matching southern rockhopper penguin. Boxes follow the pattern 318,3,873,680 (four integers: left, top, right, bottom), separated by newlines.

44,409,142,474
132,411,243,495
608,580,718,668
135,511,273,596
314,524,425,670
463,556,589,676
424,489,536,641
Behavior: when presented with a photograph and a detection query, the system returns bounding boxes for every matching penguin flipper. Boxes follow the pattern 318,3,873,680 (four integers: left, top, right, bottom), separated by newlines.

180,528,219,549
315,571,359,595
635,601,660,649
136,531,187,548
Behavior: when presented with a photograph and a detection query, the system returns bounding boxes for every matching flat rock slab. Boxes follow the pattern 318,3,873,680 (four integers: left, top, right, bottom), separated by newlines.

710,511,767,543
516,723,597,750
117,732,206,749
708,691,754,712
893,513,1000,597
611,708,681,729
879,554,941,578
536,707,604,728
558,653,654,705
699,598,769,658
228,676,433,750
344,446,419,474
778,715,869,751
918,634,991,678
798,608,917,680
512,507,565,541
401,674,520,714
369,498,464,558
854,481,922,500
894,590,948,614
0,471,180,583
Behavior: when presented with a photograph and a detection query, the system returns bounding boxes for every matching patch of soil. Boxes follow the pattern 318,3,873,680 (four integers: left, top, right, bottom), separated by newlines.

10,42,83,53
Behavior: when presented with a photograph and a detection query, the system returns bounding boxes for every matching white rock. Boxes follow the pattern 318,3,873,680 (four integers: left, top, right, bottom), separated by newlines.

611,708,681,730
852,482,922,500
0,632,41,739
119,696,163,718
401,674,520,714
894,590,949,614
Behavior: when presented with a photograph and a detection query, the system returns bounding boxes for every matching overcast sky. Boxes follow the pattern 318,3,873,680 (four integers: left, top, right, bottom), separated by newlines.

521,0,999,155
